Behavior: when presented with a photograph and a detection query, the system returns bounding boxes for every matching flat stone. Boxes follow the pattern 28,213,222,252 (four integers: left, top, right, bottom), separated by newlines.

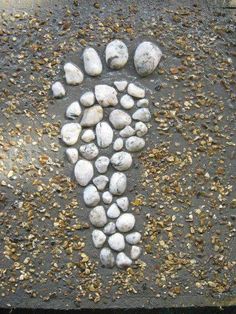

80,91,95,107
66,148,78,164
116,252,132,268
83,184,100,207
116,197,129,212
111,152,132,171
100,247,115,268
92,230,106,248
107,203,121,219
79,143,99,160
93,175,109,191
113,138,124,151
119,126,135,138
125,136,145,152
66,101,82,119
95,156,110,174
125,232,141,245
103,222,116,235
135,121,148,137
108,233,125,251
132,108,151,122
89,206,107,227
130,245,142,260
109,172,127,196
81,129,95,143
105,40,128,69
120,94,134,109
52,81,65,98
134,41,162,77
137,98,149,107
127,83,145,98
109,109,131,130
83,47,102,76
80,105,103,127
74,159,94,186
96,122,113,148
95,84,118,107
64,62,84,85
61,123,81,146
114,80,128,92
116,213,135,232
102,191,113,204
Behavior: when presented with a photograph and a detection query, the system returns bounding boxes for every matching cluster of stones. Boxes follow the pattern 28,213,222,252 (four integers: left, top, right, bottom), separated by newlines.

52,40,162,268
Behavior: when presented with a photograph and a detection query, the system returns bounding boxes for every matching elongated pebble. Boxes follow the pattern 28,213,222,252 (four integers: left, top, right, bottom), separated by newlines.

83,47,102,76
127,83,145,98
100,247,115,268
74,159,94,186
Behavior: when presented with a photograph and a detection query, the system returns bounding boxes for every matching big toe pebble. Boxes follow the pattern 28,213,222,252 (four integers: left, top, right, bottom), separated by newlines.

105,40,128,69
116,213,135,232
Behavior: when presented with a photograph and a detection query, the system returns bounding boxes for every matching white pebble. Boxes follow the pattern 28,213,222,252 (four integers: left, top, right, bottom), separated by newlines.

135,121,148,137
80,105,103,127
89,206,107,227
107,203,121,219
116,197,129,212
130,246,141,260
127,83,145,98
108,233,125,251
95,84,118,107
96,122,113,148
111,152,132,171
116,213,135,232
92,230,106,248
83,47,102,76
95,156,110,174
81,129,95,143
61,123,81,146
80,91,95,107
74,159,94,186
114,80,128,92
93,175,109,191
120,94,134,109
125,232,141,245
134,41,162,77
102,191,113,204
83,184,100,207
64,62,84,85
66,101,82,119
105,40,128,69
79,143,99,160
100,247,115,268
109,109,131,130
113,138,124,151
109,172,127,196
66,148,78,164
132,108,151,122
103,222,116,235
125,136,145,152
116,252,132,268
119,126,135,138
52,82,65,98
137,98,149,107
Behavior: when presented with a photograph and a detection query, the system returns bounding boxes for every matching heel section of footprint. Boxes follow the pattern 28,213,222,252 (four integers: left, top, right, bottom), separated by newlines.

52,40,162,269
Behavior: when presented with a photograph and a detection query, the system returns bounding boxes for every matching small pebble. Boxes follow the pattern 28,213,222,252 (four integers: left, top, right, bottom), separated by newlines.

116,213,135,232
83,47,102,76
108,233,125,251
95,156,110,174
127,83,145,98
120,94,134,109
92,230,106,248
130,245,142,260
132,108,151,122
93,175,109,191
79,143,99,160
81,129,95,143
125,232,141,245
111,152,132,171
109,172,127,195
52,81,65,98
74,159,94,186
102,191,113,204
80,105,103,127
95,84,118,107
80,91,95,107
119,125,135,138
125,136,145,152
137,98,149,107
113,138,124,151
109,109,131,129
64,62,84,85
66,101,82,119
66,148,78,164
103,222,116,235
114,80,128,92
89,206,107,227
83,184,100,207
116,252,132,268
61,123,81,146
107,203,121,219
100,247,115,268
116,197,129,212
135,121,148,137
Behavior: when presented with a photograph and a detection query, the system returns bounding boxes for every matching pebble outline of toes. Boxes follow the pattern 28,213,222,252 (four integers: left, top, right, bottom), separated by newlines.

52,40,162,269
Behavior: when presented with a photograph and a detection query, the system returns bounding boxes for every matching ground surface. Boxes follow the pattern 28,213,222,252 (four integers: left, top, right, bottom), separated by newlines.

0,0,236,310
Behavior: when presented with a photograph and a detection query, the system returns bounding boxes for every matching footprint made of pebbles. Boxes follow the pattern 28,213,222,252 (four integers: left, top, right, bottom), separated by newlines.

52,40,162,269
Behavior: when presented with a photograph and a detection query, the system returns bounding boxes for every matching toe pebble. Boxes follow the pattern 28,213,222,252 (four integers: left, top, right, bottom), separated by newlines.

80,105,103,127
111,152,132,171
66,148,78,164
108,233,125,251
74,159,94,186
114,80,128,92
66,101,82,119
96,122,113,148
120,94,134,109
109,109,131,130
102,191,113,204
103,222,116,235
113,138,124,151
125,232,141,245
79,143,99,160
116,197,129,212
81,129,95,143
125,136,145,152
130,245,141,260
109,172,127,196
95,156,110,174
95,84,118,107
80,91,95,107
61,123,81,146
132,108,151,122
93,175,109,191
107,203,121,219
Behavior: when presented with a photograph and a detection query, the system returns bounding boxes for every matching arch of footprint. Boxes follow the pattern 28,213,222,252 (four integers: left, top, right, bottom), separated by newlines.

52,40,162,268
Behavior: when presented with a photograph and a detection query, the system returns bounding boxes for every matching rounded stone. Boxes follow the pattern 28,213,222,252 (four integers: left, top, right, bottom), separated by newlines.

125,232,141,245
116,213,135,232
89,206,107,227
79,143,99,160
109,172,127,196
134,41,162,77
114,80,128,92
103,222,116,235
80,105,103,127
116,252,132,268
95,84,118,107
113,138,124,151
83,184,100,207
81,129,95,143
116,197,129,212
66,101,82,119
105,40,128,69
132,108,151,123
125,136,145,152
135,121,148,137
83,47,102,76
93,175,109,191
64,62,84,85
120,94,134,109
130,245,142,260
95,156,110,174
111,152,132,171
119,126,135,138
80,91,95,107
52,81,65,98
109,109,131,130
74,159,94,186
107,203,121,219
92,230,106,248
66,148,78,164
100,247,115,268
108,233,125,251
127,83,145,98
137,98,149,107
102,191,113,204
61,123,81,146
